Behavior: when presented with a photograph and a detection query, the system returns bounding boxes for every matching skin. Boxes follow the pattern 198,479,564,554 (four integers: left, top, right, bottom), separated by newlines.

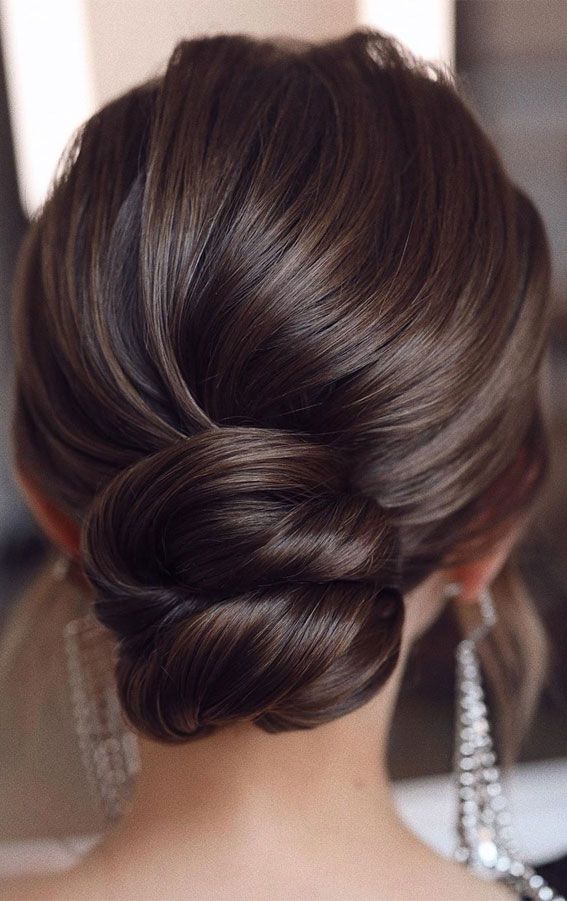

0,466,519,900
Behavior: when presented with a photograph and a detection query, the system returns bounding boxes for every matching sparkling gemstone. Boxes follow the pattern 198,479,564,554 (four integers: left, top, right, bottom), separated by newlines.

486,783,502,796
472,718,489,734
460,742,476,756
538,888,554,900
509,861,525,877
477,839,498,868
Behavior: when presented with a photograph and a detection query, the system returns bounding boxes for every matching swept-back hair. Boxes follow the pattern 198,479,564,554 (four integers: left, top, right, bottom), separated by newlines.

11,29,551,745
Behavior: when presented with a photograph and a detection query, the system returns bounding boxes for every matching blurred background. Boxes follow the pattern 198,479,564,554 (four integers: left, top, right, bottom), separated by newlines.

0,0,565,866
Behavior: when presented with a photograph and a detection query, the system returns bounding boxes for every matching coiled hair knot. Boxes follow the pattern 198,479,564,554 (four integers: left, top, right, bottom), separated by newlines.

82,428,403,740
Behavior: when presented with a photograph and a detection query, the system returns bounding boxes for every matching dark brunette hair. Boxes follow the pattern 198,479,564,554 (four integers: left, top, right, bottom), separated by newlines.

11,30,551,742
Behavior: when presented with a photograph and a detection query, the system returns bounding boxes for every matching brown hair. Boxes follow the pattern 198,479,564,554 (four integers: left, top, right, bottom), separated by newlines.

11,29,551,743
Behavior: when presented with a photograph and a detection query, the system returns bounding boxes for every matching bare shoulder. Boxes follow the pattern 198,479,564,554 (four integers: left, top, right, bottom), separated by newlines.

405,845,519,901
438,867,518,901
0,871,518,901
0,854,520,901
0,869,109,901
0,873,57,900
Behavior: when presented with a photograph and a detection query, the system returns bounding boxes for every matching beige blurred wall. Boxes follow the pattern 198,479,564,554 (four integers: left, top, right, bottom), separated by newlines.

1,0,454,215
86,0,357,106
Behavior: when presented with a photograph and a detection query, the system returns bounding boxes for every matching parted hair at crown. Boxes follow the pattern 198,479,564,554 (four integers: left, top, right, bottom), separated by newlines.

11,29,551,741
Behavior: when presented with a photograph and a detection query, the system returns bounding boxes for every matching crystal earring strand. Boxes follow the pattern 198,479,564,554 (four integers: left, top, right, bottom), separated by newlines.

63,597,141,825
52,549,139,823
448,583,564,900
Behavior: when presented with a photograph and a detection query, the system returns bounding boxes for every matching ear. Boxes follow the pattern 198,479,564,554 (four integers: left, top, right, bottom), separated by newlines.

444,520,524,602
14,461,81,559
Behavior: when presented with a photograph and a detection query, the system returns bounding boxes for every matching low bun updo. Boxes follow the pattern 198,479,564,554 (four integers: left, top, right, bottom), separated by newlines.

12,30,551,742
82,428,402,739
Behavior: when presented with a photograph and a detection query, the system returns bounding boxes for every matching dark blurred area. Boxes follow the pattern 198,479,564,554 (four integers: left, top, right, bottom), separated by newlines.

0,24,47,628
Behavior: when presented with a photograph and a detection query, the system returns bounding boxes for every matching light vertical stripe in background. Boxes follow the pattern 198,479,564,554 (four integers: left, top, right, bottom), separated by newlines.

357,0,455,66
0,0,96,218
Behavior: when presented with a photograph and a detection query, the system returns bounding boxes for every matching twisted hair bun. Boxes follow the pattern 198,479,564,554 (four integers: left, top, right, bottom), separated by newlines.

82,428,403,740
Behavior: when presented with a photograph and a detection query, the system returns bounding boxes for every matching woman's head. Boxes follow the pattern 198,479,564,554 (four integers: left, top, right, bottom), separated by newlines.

11,29,551,742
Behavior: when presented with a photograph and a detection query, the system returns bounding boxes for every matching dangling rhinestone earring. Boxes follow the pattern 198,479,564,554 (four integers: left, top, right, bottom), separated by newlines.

62,568,141,824
448,583,563,900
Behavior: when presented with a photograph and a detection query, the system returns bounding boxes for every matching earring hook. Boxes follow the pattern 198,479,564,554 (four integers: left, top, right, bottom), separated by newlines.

443,582,497,644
